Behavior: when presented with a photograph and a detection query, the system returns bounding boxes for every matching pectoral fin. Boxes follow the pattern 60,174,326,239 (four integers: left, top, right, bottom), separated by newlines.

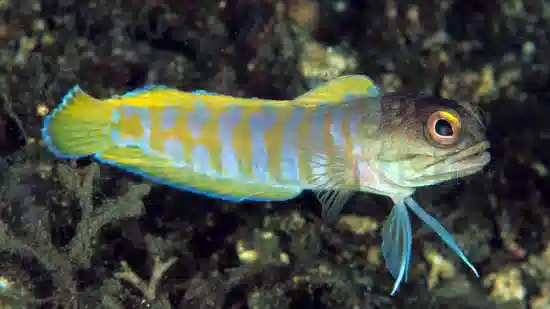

309,145,359,220
314,189,356,220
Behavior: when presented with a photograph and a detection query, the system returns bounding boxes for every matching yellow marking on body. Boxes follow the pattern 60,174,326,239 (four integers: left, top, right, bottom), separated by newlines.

197,105,228,173
118,111,144,141
296,108,313,183
231,104,262,178
148,108,168,154
173,107,195,164
264,106,291,182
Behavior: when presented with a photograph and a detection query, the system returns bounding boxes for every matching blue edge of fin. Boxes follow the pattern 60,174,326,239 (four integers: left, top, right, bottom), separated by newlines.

42,85,299,204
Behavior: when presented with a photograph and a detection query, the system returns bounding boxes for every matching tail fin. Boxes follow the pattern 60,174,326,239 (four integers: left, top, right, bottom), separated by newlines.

41,86,117,158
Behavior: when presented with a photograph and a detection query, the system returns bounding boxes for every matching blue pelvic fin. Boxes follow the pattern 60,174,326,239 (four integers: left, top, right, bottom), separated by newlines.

381,201,412,295
382,196,479,296
404,196,479,277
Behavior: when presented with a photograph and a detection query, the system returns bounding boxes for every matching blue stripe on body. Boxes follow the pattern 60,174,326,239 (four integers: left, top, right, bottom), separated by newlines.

249,106,278,183
163,138,186,166
309,106,329,186
218,106,242,178
280,106,305,184
192,144,216,177
187,101,210,140
161,106,179,130
330,106,346,147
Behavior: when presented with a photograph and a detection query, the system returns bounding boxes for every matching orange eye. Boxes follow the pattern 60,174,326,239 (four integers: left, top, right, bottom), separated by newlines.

426,111,461,145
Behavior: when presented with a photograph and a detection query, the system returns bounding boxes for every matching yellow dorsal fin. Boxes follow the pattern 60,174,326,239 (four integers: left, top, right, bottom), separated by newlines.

295,75,380,104
103,86,291,108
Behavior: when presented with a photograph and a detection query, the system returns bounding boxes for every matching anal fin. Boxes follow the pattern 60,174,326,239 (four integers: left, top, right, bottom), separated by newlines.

95,146,302,202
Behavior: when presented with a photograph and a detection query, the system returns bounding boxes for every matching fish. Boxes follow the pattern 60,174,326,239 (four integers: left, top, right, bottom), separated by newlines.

41,75,491,294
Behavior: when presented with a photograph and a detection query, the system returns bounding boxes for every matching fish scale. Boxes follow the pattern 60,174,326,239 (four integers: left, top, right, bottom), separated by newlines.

107,94,352,188
40,76,376,201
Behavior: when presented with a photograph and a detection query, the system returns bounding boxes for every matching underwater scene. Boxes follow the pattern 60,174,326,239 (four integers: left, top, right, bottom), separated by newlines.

0,0,549,308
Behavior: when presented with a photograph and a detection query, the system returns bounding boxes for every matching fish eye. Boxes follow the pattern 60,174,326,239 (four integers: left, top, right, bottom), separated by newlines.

435,119,453,136
426,111,461,146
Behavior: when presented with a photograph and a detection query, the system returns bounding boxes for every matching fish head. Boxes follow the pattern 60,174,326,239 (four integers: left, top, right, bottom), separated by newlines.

356,93,491,195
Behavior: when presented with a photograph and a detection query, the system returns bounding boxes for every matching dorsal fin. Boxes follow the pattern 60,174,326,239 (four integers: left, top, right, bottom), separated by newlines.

296,75,381,104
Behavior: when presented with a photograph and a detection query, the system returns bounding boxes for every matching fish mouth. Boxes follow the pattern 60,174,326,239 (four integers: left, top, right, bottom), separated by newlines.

373,140,491,188
446,141,491,167
412,141,491,181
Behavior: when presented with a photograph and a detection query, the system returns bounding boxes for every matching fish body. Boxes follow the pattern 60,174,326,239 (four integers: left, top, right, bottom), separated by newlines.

42,75,378,201
42,75,490,295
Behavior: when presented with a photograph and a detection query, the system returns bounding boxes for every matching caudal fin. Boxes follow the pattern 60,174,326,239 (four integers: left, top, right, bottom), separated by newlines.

41,85,117,158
